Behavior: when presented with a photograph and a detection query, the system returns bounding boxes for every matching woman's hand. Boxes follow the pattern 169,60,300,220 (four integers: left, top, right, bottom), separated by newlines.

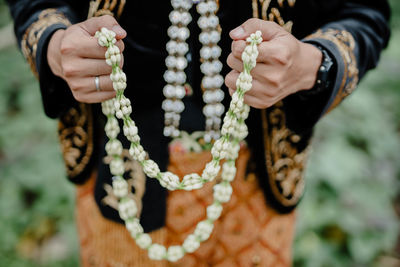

225,18,322,109
47,15,126,103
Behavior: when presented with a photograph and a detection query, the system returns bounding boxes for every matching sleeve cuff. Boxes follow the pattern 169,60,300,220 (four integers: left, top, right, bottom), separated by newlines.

21,8,76,118
303,29,359,115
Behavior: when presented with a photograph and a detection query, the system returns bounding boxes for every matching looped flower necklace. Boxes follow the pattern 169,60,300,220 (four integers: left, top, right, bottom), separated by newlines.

96,9,262,265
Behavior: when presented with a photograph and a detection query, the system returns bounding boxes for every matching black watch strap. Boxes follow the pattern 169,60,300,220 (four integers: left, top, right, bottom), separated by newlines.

300,45,335,96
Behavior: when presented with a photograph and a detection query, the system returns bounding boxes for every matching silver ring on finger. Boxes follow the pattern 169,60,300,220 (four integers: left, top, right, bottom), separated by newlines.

95,76,101,91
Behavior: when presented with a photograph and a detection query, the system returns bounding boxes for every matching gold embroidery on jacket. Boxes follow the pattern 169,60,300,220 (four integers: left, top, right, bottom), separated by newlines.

261,103,309,207
21,8,71,77
88,0,126,19
58,103,94,180
305,29,359,113
252,0,295,32
103,150,146,217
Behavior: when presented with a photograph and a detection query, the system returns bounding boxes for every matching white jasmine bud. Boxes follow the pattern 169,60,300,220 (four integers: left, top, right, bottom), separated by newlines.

126,218,143,237
110,158,124,176
183,234,200,253
118,198,137,220
136,233,152,249
167,246,185,262
207,203,223,221
148,244,167,260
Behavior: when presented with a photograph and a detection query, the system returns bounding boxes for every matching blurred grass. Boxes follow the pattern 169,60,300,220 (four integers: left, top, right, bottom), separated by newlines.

0,1,399,267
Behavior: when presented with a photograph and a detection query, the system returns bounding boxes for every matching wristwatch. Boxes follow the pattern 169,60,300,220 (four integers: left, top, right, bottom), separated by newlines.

300,45,335,96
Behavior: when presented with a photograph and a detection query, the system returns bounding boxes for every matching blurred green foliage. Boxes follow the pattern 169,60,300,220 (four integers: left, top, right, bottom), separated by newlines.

0,46,78,266
0,1,399,267
295,2,400,266
0,0,10,28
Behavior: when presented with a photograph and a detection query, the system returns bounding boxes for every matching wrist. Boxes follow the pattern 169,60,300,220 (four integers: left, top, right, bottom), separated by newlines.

47,29,65,78
298,42,323,91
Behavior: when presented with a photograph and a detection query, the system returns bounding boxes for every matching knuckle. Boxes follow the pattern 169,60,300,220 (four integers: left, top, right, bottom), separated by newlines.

247,18,259,25
101,15,117,25
72,92,84,102
226,54,234,67
268,76,280,90
117,40,125,52
68,80,82,92
274,46,291,65
62,64,76,78
119,54,124,68
263,101,272,109
232,42,243,58
60,42,73,55
224,73,234,88
260,97,273,109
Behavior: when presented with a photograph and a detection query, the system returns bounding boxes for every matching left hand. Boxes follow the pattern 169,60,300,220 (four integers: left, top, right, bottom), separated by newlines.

225,18,322,109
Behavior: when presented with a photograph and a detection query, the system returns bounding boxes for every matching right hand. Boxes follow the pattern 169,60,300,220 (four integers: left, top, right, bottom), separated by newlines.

47,15,126,103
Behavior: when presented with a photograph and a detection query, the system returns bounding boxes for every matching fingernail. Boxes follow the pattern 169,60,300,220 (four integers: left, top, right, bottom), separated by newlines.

112,25,126,37
230,26,245,39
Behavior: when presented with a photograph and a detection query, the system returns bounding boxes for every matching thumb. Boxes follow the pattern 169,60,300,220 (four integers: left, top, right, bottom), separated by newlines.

229,18,282,41
80,15,127,39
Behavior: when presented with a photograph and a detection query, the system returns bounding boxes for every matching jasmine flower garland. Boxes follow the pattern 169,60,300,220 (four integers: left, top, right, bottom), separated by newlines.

96,27,262,261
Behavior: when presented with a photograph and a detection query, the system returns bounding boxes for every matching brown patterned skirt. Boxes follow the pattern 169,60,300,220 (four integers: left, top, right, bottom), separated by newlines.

76,147,295,266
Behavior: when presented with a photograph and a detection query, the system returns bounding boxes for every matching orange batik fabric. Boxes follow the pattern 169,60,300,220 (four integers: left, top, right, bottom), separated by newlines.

76,146,295,267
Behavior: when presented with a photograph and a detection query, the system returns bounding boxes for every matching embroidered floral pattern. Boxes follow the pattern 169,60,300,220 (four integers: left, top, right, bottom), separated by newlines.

58,103,94,182
21,8,71,77
88,0,126,19
305,29,359,113
261,103,309,208
252,0,295,32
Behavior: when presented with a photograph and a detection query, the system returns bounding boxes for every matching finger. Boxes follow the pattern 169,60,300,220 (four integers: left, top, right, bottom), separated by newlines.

72,54,124,77
227,54,278,85
231,40,246,59
231,40,282,63
91,74,115,92
226,53,243,72
224,70,276,98
229,18,284,41
78,91,117,104
69,75,115,94
80,39,125,58
76,59,113,76
228,87,271,109
80,15,127,39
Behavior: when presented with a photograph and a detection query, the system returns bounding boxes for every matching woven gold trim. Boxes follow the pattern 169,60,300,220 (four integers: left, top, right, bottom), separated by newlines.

21,8,71,77
305,29,359,113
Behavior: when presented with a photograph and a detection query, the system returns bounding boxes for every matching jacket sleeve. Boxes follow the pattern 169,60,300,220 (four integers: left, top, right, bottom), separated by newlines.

6,0,84,118
283,0,391,134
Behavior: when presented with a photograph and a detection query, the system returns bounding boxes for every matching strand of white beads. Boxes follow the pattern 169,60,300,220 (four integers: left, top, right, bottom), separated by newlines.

97,27,262,261
163,0,225,141
197,0,225,143
163,0,193,138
